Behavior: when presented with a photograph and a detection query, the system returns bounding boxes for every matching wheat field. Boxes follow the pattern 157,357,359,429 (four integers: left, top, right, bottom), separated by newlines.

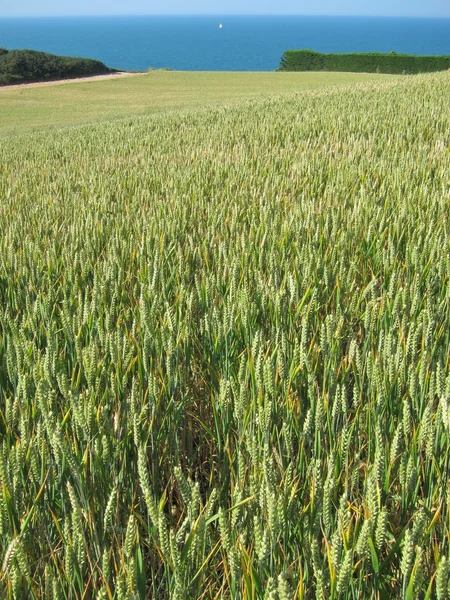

0,70,389,136
0,71,449,599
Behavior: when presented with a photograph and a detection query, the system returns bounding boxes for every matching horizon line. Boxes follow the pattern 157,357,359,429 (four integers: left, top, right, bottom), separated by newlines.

1,13,450,19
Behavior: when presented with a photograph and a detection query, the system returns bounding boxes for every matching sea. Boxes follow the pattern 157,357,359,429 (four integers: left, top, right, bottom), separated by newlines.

0,15,449,72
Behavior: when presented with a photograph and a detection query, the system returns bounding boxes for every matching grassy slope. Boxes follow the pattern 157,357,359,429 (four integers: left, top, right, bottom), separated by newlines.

0,70,390,136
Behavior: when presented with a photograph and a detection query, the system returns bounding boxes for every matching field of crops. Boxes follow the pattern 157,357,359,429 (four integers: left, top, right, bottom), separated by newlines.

0,70,388,137
0,71,449,599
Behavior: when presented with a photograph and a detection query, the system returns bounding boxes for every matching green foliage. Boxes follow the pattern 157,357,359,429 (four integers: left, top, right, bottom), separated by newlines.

0,70,449,599
279,49,450,73
279,49,326,71
0,48,113,85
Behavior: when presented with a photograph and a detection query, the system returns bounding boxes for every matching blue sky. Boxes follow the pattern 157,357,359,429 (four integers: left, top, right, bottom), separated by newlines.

2,0,450,18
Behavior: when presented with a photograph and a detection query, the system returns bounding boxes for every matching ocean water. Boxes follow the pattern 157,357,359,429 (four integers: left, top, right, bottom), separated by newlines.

0,15,449,72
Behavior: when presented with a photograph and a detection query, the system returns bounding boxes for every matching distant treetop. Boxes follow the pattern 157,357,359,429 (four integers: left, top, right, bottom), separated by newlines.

278,49,450,74
0,48,115,85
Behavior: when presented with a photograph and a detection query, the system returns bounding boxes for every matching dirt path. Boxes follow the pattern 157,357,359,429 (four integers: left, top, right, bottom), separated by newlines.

0,71,143,91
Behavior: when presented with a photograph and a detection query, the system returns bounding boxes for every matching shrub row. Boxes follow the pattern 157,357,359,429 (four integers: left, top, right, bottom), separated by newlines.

278,49,450,74
0,48,114,85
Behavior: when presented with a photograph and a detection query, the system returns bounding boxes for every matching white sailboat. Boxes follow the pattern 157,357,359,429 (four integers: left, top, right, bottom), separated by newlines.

219,23,223,28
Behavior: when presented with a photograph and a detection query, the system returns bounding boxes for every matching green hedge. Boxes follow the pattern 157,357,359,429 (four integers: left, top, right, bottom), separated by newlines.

0,49,114,85
278,50,450,74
